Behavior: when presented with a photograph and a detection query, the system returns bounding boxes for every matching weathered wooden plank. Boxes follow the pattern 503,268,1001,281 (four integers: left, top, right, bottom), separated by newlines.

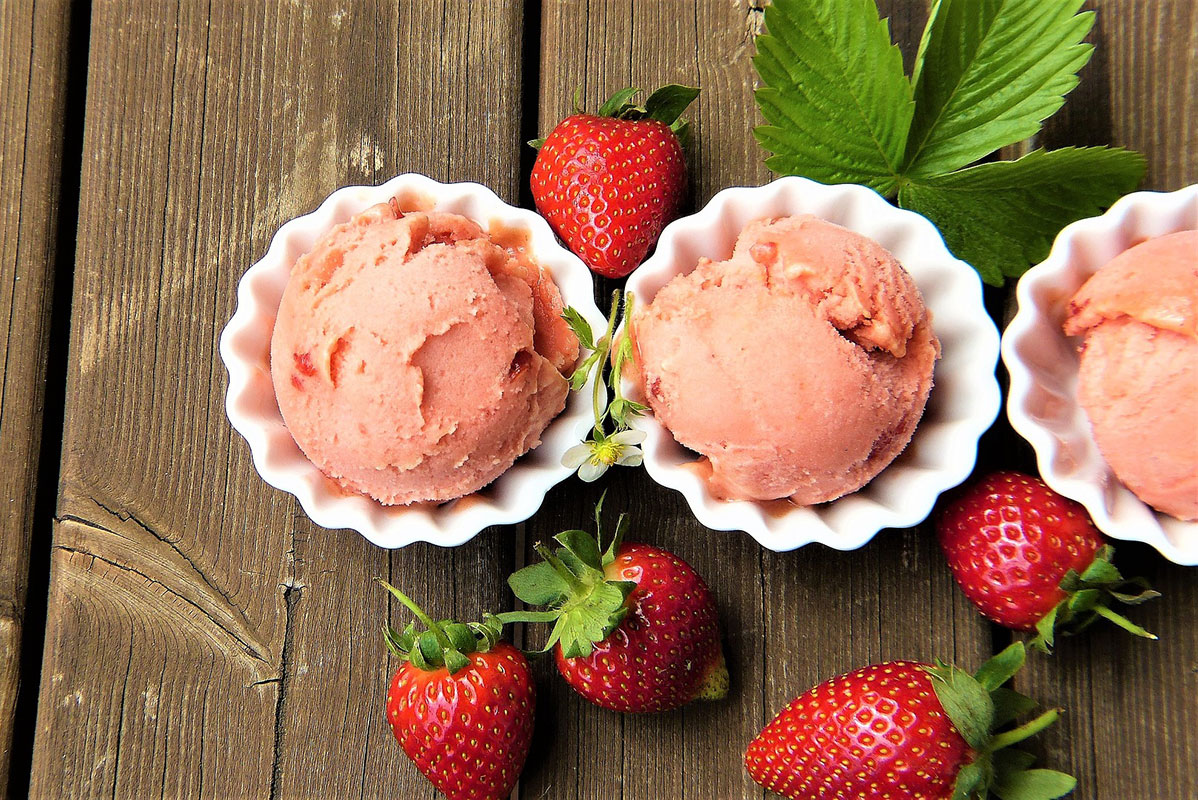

1039,0,1197,191
0,0,71,788
266,3,525,797
526,5,773,794
1014,4,1198,798
31,1,522,797
525,3,989,800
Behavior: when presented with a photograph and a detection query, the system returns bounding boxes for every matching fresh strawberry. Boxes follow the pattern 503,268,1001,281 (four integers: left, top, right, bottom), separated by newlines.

530,85,698,278
938,471,1158,651
379,581,534,800
505,497,727,713
746,644,1075,800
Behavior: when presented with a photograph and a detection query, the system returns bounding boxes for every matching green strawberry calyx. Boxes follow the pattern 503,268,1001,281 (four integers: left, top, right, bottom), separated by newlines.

378,579,505,675
529,84,700,150
924,643,1076,800
1031,544,1160,653
499,494,636,659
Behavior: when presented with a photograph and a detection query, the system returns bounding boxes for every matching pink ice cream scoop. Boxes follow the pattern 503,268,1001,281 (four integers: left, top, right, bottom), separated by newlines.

1064,230,1198,521
629,215,939,505
270,202,579,505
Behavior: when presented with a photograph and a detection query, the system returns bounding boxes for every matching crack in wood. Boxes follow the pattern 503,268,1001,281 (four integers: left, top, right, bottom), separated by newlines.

51,536,273,671
84,497,250,628
744,0,765,41
268,581,299,800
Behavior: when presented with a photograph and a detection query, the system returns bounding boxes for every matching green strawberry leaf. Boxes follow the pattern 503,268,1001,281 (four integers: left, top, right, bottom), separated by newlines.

904,0,1095,176
555,529,605,573
993,768,1077,800
671,117,693,150
992,748,1037,775
383,624,410,658
417,631,444,666
561,306,595,350
974,642,1026,691
897,147,1145,285
1057,568,1083,594
598,86,641,117
1079,558,1121,585
1068,588,1102,614
1092,605,1158,640
753,0,914,194
442,622,478,653
508,561,572,606
991,687,1038,728
569,352,599,392
1030,601,1062,653
557,581,633,658
950,760,985,800
925,663,995,750
592,489,608,542
1109,582,1162,605
557,547,590,579
603,511,630,564
643,84,700,126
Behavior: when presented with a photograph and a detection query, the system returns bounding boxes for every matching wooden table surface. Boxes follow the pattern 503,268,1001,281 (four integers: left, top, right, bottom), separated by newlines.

1,1,1195,798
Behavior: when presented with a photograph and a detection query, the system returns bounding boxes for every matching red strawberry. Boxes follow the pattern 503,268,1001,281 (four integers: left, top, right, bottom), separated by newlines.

380,581,534,800
938,471,1158,651
530,85,698,278
505,498,727,713
746,644,1075,800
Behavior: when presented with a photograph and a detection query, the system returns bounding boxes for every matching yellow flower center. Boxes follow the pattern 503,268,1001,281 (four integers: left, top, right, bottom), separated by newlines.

590,438,623,466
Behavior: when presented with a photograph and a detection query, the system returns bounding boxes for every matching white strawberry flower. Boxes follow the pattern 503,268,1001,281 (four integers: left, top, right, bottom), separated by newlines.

562,429,646,482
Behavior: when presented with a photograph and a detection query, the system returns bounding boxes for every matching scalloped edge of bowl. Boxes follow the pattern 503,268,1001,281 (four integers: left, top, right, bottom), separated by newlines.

622,176,1001,552
219,173,605,549
1002,185,1198,566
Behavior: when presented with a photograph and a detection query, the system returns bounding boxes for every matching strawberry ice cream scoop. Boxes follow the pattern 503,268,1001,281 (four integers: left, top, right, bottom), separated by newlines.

270,203,579,505
1064,230,1198,521
629,215,939,505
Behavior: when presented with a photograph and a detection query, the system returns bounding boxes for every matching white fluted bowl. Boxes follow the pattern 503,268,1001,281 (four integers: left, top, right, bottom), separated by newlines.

219,174,604,548
1003,185,1198,565
621,176,1001,552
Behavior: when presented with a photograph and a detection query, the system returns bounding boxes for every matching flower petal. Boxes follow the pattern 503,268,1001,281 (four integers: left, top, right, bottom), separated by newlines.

578,459,609,482
562,443,592,469
616,450,643,467
611,428,647,446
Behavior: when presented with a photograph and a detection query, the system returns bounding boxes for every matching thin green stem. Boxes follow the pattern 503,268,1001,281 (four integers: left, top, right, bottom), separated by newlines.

592,340,607,433
494,610,562,625
609,292,633,414
589,290,623,435
377,579,451,649
988,708,1061,751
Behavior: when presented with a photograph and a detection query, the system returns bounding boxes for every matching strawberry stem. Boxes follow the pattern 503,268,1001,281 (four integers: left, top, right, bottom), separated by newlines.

988,708,1062,751
494,610,561,625
592,290,622,433
378,579,453,651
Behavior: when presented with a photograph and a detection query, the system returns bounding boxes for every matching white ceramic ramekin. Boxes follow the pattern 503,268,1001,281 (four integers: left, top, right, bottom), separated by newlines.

621,176,1001,552
219,174,605,548
1003,185,1198,566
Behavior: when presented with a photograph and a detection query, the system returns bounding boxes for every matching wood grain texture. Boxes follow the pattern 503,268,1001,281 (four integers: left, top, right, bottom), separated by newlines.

1039,0,1197,191
1015,7,1198,798
0,0,70,787
14,0,1195,798
524,3,988,799
31,1,522,797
